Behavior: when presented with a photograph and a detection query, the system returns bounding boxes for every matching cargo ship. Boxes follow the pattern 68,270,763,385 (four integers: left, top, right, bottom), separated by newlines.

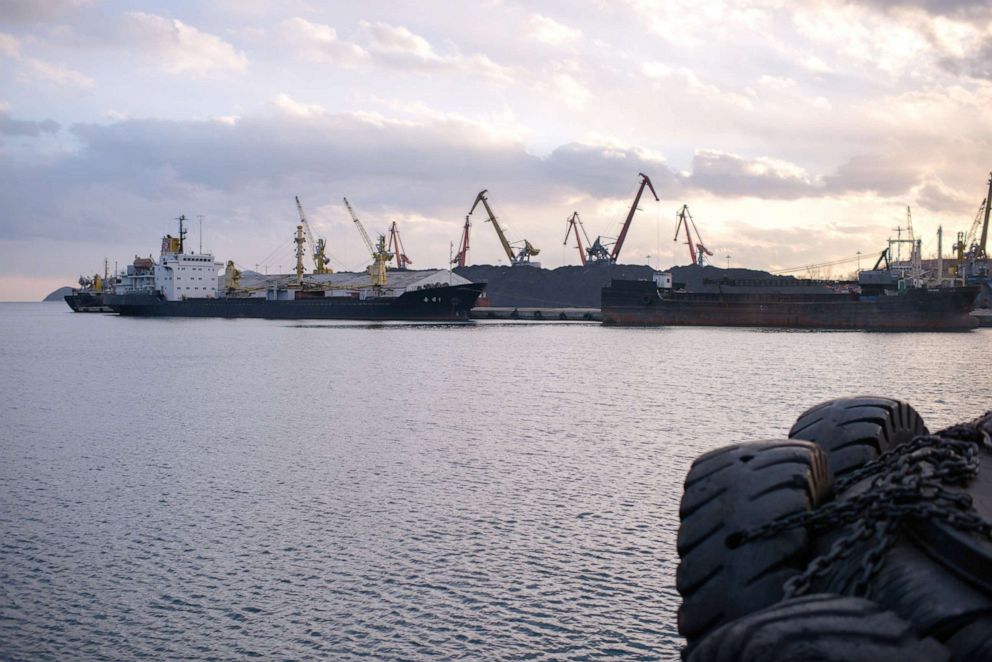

103,217,486,321
602,271,980,330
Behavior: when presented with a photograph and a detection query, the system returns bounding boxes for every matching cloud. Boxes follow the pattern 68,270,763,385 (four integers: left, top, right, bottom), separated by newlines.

281,18,514,82
823,153,925,196
527,14,581,45
121,12,248,75
0,0,93,25
18,57,94,89
852,0,992,19
0,31,20,56
0,110,60,136
2,30,93,89
939,38,992,79
273,93,326,118
642,61,754,109
913,177,977,213
278,17,368,65
687,150,818,199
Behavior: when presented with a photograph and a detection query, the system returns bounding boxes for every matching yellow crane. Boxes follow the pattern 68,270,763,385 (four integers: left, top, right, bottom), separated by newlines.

343,197,393,288
469,189,540,265
295,195,332,274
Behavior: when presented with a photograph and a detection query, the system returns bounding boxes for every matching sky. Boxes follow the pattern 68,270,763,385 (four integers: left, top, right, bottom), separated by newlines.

2,0,992,300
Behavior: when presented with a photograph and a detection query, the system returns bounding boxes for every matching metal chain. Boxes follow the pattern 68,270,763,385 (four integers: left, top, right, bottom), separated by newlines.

737,412,992,599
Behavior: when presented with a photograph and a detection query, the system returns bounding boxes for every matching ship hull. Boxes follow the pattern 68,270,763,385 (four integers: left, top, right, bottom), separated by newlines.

64,291,113,313
602,280,979,330
104,283,486,321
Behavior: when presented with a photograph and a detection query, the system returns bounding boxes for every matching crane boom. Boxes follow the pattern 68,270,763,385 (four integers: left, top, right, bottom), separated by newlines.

344,197,375,255
674,204,713,266
388,221,412,269
343,197,391,287
470,189,516,263
981,171,991,258
452,215,471,267
564,212,587,266
610,172,660,262
295,195,331,273
674,205,697,265
295,196,316,256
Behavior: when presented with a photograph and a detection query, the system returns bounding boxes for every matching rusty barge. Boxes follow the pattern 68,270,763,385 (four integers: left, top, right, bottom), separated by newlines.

602,272,980,330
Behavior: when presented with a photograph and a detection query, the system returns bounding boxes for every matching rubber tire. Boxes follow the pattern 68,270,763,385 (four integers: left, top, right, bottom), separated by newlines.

688,593,950,662
807,446,992,660
944,614,992,660
676,440,832,652
789,396,928,478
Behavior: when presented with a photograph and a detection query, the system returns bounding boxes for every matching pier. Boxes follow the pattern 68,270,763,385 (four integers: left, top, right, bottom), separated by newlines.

470,307,601,321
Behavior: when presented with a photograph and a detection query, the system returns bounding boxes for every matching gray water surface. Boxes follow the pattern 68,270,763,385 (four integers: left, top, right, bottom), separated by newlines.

2,303,990,660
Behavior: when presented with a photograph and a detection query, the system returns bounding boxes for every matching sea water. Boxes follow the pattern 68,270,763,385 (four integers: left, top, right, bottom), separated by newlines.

1,302,989,659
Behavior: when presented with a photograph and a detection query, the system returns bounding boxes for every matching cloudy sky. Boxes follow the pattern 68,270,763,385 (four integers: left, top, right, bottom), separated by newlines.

2,0,992,299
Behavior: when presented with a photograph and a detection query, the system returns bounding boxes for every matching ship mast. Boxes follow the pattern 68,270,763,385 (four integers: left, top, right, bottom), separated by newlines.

294,224,306,286
177,214,187,253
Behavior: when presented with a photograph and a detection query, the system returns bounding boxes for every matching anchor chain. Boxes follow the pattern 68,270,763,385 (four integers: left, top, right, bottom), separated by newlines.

734,412,992,599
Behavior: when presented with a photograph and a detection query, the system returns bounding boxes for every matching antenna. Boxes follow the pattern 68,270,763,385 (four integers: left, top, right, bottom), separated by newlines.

198,214,204,253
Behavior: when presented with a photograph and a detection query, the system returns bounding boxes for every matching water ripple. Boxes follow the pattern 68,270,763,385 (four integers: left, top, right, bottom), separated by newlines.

1,304,989,660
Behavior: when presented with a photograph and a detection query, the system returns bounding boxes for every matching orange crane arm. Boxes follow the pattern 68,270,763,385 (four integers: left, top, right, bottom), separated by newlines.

611,172,660,262
388,221,412,269
453,215,471,267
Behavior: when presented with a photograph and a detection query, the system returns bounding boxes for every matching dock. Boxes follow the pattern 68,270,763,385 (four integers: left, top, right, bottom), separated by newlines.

470,307,601,321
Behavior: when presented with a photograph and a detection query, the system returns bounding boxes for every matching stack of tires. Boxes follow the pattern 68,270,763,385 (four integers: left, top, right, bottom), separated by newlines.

676,397,992,661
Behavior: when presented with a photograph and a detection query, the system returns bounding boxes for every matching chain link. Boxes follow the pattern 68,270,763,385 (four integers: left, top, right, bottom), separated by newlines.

738,412,992,599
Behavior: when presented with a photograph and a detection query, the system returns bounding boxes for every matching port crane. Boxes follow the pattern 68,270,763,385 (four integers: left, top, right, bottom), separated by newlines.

954,172,991,263
452,215,471,267
295,196,332,274
586,172,660,264
674,204,714,266
469,190,540,265
343,197,393,288
387,221,412,270
563,212,591,266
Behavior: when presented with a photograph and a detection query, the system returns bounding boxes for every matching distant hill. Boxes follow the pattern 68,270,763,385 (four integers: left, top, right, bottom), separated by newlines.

43,286,73,302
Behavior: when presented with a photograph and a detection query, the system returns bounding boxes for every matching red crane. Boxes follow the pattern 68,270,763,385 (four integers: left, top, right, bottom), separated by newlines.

674,204,714,266
563,211,590,266
387,221,412,270
452,215,470,267
609,172,659,263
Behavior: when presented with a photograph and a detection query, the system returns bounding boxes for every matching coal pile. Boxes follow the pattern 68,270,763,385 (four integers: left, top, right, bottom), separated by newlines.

455,263,820,308
454,264,653,307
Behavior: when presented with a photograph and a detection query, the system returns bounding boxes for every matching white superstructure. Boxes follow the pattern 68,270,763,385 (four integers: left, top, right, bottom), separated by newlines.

155,238,223,301
115,216,223,301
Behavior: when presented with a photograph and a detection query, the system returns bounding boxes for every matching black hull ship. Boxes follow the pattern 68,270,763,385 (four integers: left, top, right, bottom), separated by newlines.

104,283,485,321
95,215,486,322
602,278,979,330
64,291,112,313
